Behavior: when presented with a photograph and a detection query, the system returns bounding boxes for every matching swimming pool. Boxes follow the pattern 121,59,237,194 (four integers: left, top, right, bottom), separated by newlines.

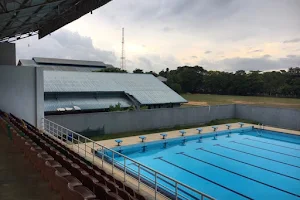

101,127,300,200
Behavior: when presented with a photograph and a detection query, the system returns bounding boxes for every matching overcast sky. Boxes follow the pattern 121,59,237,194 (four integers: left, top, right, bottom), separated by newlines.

16,0,300,72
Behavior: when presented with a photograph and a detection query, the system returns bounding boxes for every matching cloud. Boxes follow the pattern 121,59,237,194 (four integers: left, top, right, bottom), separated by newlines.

283,38,300,43
263,54,271,58
199,55,300,72
249,49,263,53
162,27,173,32
126,55,181,72
16,29,117,65
14,0,300,73
286,54,297,58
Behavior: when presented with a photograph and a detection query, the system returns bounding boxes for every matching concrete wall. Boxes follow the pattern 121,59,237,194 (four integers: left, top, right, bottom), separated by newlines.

0,65,44,127
47,104,236,134
236,105,300,130
0,43,16,65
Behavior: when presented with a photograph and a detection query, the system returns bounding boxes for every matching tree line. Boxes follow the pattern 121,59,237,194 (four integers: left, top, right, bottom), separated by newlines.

95,66,300,97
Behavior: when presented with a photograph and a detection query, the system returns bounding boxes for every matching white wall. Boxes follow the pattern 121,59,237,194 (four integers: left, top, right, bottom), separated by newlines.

47,105,236,134
236,105,300,130
0,65,44,127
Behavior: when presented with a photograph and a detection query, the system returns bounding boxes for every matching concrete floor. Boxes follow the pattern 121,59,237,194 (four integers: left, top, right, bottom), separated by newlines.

0,132,59,200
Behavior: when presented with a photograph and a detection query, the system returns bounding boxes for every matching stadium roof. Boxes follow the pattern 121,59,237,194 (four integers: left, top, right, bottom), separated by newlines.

0,0,111,42
18,57,114,71
44,71,187,105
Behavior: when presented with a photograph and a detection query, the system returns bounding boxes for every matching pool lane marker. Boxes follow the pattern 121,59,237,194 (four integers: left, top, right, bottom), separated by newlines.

244,138,300,151
231,141,300,159
214,144,300,169
157,157,254,200
196,147,300,181
179,153,300,198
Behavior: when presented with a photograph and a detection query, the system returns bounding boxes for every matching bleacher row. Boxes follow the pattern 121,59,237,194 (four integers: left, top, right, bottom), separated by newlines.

0,111,147,200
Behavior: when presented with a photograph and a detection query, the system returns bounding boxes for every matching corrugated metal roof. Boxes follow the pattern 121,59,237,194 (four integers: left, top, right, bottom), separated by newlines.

33,57,108,67
44,96,132,112
18,58,113,72
44,71,187,105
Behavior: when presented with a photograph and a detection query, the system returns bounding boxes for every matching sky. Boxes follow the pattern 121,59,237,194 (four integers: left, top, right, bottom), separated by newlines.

16,0,300,73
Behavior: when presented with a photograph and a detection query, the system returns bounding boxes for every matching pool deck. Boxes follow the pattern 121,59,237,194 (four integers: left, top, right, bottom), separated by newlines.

91,123,300,149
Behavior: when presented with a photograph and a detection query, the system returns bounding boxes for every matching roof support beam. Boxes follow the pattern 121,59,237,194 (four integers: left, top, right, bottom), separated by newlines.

0,1,7,13
12,4,44,35
0,0,64,14
39,0,111,39
0,0,31,34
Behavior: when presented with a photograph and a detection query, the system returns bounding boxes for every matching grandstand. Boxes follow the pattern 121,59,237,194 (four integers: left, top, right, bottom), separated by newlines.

0,111,147,199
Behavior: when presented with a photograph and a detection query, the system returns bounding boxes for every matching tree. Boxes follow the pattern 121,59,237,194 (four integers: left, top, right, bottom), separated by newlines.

133,68,144,73
145,71,158,77
166,66,206,93
94,68,127,73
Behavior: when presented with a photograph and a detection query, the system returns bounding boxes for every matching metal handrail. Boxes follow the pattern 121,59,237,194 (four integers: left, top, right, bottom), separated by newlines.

42,118,215,200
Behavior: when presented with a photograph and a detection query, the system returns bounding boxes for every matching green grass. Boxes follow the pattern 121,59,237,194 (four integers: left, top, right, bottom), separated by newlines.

182,94,300,109
88,118,258,141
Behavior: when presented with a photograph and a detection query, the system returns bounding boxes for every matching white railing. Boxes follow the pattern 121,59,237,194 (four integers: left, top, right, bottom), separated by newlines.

42,118,215,200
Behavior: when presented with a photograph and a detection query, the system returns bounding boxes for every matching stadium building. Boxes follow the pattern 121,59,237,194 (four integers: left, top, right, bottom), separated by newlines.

17,57,187,115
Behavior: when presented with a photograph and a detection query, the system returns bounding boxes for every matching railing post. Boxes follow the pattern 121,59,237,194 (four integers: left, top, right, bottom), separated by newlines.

101,146,104,168
84,138,87,158
138,164,141,191
112,152,114,174
175,182,178,200
71,132,74,149
92,142,95,165
77,136,80,153
155,172,157,199
124,158,126,182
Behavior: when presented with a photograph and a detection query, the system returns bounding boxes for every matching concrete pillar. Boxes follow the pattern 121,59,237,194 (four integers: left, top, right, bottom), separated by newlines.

0,43,16,65
36,68,44,129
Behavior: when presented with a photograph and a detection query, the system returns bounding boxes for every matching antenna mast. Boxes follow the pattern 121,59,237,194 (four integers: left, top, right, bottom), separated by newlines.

121,28,125,70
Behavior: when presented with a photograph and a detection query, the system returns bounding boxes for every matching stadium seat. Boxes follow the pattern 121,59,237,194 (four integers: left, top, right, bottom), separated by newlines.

67,185,96,200
36,153,54,171
107,192,124,200
116,187,131,200
114,179,124,189
134,192,146,200
93,171,109,185
43,160,62,182
124,185,135,198
106,180,118,193
94,182,110,198
54,172,82,198
81,174,99,193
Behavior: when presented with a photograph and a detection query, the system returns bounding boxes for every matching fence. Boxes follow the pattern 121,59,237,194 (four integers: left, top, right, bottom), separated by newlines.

42,118,214,200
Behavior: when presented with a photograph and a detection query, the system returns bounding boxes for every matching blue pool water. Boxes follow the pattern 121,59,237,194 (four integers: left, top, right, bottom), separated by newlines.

102,127,300,200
